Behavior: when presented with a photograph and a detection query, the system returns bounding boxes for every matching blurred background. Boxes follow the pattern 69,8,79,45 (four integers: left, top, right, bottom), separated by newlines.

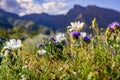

0,0,120,39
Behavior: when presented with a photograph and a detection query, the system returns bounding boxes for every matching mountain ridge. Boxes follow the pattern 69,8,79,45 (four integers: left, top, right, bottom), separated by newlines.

0,5,120,32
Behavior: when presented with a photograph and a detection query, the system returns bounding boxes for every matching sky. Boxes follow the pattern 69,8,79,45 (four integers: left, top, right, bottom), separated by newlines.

0,0,120,16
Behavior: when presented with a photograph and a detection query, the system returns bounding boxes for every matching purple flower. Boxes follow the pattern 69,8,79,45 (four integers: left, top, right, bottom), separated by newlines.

37,43,43,47
108,22,120,32
111,50,116,54
70,31,81,39
83,36,91,43
49,36,56,42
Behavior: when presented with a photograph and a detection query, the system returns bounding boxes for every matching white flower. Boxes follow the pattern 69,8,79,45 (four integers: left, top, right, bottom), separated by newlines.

37,49,46,55
55,33,66,42
21,75,27,80
81,32,87,38
22,78,27,80
22,65,28,69
87,72,94,80
21,75,25,78
67,26,73,32
4,39,22,50
67,21,85,32
72,71,77,75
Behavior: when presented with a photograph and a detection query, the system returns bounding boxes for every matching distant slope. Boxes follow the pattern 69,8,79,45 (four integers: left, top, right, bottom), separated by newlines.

0,5,120,32
0,9,47,33
21,13,66,31
22,5,120,31
0,8,19,29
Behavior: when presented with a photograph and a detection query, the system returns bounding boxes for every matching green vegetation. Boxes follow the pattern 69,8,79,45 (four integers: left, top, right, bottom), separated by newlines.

0,19,120,80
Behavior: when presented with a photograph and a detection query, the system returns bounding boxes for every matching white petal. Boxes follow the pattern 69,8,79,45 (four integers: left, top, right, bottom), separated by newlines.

80,22,85,27
70,22,75,26
69,29,73,32
67,26,72,29
4,39,22,50
17,39,21,44
38,49,46,55
81,32,87,38
10,39,16,43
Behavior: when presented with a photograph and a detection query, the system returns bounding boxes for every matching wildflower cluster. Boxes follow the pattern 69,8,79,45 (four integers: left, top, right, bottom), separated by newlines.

106,22,120,45
36,33,67,59
36,21,91,58
106,22,120,54
67,21,91,45
1,39,22,57
67,21,85,32
0,19,120,80
5,39,22,49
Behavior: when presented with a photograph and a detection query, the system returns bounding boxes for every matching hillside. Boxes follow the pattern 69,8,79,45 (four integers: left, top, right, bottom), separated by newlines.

0,5,120,32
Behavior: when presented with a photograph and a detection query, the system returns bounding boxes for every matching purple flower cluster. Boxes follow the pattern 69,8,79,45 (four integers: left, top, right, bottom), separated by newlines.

49,35,67,45
70,31,81,39
108,22,120,32
111,50,116,54
83,35,91,43
37,43,44,47
49,36,56,42
69,31,91,43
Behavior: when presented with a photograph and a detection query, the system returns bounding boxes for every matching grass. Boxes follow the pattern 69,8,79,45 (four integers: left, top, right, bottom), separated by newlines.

0,20,120,80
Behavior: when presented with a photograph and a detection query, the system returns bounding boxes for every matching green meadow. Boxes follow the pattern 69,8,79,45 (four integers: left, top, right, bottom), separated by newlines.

0,19,120,80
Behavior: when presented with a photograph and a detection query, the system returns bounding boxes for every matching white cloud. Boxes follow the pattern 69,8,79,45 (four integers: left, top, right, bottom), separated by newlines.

57,10,68,14
44,0,66,2
41,1,67,14
0,0,4,6
0,0,69,16
17,0,33,3
42,2,67,10
17,0,68,16
0,0,22,13
19,12,26,16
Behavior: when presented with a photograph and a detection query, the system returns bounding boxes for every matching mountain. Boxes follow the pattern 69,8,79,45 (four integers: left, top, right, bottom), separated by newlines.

0,8,19,29
0,5,120,32
0,9,49,33
65,5,120,31
21,13,66,31
22,5,120,31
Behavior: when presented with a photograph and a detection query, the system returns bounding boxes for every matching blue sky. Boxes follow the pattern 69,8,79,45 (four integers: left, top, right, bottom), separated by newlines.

0,0,120,16
76,0,120,11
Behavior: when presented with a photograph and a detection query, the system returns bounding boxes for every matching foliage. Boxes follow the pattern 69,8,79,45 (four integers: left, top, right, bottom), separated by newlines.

0,19,120,80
